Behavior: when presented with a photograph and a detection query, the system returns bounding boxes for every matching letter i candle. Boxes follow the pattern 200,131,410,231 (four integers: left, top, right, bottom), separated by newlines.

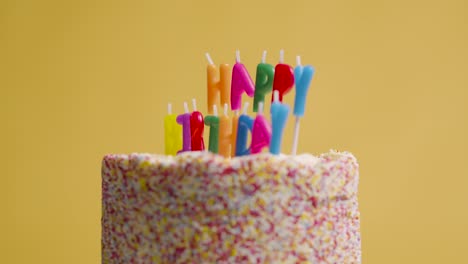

176,102,192,153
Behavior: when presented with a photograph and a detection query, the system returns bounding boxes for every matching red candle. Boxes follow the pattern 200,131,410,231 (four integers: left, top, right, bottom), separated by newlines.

271,50,295,102
190,99,205,151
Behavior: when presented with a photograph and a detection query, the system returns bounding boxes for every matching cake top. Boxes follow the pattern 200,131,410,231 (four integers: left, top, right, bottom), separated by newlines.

102,150,359,201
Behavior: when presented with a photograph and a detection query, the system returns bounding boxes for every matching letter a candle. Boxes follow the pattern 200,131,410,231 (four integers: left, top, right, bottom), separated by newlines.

251,102,272,154
231,50,255,111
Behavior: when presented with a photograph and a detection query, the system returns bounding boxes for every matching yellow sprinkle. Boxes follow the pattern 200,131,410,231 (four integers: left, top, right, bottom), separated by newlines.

207,197,215,206
139,160,151,169
257,197,266,207
219,209,228,216
139,178,147,191
230,248,237,256
152,255,160,262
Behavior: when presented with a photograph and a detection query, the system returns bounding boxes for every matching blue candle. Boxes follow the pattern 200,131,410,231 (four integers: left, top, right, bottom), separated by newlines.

270,91,290,155
291,56,315,155
293,64,315,117
235,114,254,156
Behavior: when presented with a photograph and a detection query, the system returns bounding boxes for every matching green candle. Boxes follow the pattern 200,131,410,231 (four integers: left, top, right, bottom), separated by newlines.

204,106,220,153
253,52,275,112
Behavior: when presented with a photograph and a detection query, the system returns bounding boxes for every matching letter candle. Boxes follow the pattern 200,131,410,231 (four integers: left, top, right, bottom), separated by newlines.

190,99,205,151
218,104,232,157
164,103,182,155
251,102,272,154
291,56,315,155
204,105,220,153
231,109,239,157
206,53,231,114
253,50,275,112
231,50,255,111
176,102,191,153
270,91,290,155
271,49,295,102
235,102,254,156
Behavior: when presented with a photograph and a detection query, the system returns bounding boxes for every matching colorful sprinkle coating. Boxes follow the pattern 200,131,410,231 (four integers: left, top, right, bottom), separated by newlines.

102,151,361,263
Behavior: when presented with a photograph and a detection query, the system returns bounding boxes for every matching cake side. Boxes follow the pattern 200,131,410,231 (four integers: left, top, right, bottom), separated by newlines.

102,151,361,263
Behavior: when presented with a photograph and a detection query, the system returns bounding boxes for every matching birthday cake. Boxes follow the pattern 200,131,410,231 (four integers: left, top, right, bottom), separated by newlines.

101,151,361,263
102,50,361,263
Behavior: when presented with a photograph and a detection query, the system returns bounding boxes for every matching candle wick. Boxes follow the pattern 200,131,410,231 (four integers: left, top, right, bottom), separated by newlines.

242,102,249,115
183,102,189,114
168,103,172,115
258,102,264,114
273,90,279,102
279,49,284,63
236,50,241,63
213,105,218,116
262,50,267,63
291,116,301,155
205,52,214,65
296,55,301,66
192,98,197,111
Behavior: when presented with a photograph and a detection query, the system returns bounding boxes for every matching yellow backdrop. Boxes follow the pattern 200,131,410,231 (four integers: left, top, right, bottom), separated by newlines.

2,0,468,263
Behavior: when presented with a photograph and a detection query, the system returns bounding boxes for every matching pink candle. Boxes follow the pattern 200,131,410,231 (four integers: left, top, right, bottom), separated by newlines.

251,102,272,154
177,102,192,153
231,50,255,111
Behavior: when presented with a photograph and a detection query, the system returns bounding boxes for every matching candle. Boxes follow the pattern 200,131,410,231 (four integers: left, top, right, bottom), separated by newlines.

271,50,295,102
235,102,254,156
291,56,315,155
190,99,205,151
251,102,272,154
204,105,220,153
270,91,290,155
218,104,232,157
231,110,240,157
253,51,275,112
176,102,191,153
293,57,315,117
231,50,255,111
164,103,182,155
206,53,231,114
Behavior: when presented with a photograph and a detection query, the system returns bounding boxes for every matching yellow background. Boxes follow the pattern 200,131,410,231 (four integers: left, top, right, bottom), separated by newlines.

2,0,467,263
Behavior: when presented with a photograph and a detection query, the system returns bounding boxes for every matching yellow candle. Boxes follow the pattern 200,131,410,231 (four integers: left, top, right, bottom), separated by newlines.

164,103,182,155
218,104,231,157
206,53,231,114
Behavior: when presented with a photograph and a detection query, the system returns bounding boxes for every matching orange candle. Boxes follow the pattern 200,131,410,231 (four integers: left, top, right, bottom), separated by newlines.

218,104,232,157
230,110,239,157
206,53,231,114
